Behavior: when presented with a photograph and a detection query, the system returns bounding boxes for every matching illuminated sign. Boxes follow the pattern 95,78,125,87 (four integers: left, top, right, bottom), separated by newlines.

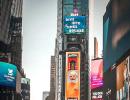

103,1,130,72
0,62,17,88
65,52,80,100
64,16,86,34
92,91,103,100
91,59,103,89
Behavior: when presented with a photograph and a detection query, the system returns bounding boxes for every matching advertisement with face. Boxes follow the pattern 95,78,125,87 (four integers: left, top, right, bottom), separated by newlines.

103,0,130,72
64,16,86,34
91,58,103,100
65,52,80,100
116,57,130,100
0,62,17,88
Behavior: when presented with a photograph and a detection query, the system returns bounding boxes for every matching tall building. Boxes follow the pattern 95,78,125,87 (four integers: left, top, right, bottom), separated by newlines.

55,0,89,100
103,0,130,99
94,37,98,59
1,0,23,69
0,0,12,61
47,56,56,100
9,0,23,70
0,0,25,100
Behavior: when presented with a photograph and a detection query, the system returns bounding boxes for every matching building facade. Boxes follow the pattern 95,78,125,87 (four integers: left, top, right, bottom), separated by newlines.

103,0,130,99
0,0,25,100
47,56,56,100
55,0,89,100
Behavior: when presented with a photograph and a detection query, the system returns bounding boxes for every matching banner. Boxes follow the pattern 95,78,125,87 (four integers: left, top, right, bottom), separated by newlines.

0,62,17,88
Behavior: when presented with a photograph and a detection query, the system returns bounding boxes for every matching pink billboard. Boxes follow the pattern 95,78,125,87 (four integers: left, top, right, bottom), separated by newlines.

91,58,103,89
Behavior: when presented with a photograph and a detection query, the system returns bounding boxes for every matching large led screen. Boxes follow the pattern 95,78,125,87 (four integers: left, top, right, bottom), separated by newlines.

91,59,103,89
0,62,17,88
103,1,130,72
116,58,129,100
65,52,80,100
64,16,86,34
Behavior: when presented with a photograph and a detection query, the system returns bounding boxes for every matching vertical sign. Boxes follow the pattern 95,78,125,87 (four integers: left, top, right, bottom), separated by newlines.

91,59,103,100
65,52,80,100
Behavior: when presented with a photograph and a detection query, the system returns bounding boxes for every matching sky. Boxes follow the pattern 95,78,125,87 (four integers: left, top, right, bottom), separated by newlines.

22,0,109,100
22,0,57,100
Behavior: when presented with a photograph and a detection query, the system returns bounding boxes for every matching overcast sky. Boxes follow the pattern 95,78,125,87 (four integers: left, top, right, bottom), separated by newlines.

22,0,109,100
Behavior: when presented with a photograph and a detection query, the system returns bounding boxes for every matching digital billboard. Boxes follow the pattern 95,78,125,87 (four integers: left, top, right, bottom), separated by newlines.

103,1,130,72
65,52,80,100
91,59,103,89
64,16,86,34
116,57,129,100
91,59,103,100
0,62,17,88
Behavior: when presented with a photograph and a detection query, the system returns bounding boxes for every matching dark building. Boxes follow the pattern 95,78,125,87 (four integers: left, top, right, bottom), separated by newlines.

0,0,12,45
1,0,23,70
103,0,130,99
0,0,12,61
0,0,24,100
55,0,89,100
9,0,23,70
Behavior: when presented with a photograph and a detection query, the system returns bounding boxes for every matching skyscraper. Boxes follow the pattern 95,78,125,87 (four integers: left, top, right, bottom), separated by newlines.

48,56,56,100
55,0,89,100
0,0,24,100
1,0,23,71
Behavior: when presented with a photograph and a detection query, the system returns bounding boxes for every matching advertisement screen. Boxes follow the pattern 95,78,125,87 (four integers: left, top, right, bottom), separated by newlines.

103,1,130,72
0,62,17,88
116,58,129,100
91,59,103,89
64,16,86,34
65,52,80,100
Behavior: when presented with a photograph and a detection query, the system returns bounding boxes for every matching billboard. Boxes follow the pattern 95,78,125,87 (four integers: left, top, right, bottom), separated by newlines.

64,16,86,34
65,52,80,100
91,59,103,100
103,0,130,72
91,59,103,89
0,62,17,88
116,57,129,100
